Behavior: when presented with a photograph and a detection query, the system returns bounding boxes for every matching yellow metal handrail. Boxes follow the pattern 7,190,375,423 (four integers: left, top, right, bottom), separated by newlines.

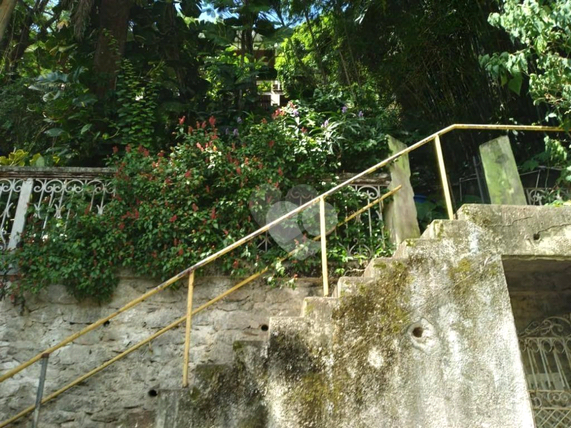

0,124,565,427
0,186,402,427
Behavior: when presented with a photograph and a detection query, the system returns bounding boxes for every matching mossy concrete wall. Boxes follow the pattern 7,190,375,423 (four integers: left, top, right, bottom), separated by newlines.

479,136,527,205
159,204,571,428
383,136,420,244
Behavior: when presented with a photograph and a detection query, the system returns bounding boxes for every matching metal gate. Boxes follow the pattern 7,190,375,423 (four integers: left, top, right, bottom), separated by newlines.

519,315,571,427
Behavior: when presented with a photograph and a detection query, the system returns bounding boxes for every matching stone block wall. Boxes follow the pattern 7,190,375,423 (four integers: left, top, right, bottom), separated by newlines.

0,275,321,427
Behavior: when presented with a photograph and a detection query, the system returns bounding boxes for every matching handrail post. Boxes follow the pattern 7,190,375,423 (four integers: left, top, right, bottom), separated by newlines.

32,353,49,428
434,135,454,220
182,271,195,388
319,197,329,296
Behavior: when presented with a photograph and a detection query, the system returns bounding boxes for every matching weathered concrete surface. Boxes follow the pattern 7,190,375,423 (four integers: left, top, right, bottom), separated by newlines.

479,136,527,205
383,136,420,244
156,341,268,428
160,204,571,428
0,276,320,427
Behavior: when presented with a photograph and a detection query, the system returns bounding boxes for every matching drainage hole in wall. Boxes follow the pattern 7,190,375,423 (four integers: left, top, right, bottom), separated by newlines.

412,327,424,338
103,320,110,327
148,389,158,397
533,233,540,241
260,324,269,332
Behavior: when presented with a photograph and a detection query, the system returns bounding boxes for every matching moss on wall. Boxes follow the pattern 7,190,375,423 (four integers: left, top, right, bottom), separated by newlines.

267,260,413,425
182,349,268,427
332,260,411,375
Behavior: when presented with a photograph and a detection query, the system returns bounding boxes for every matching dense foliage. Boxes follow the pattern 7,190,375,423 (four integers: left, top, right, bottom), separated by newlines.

483,0,571,183
0,0,536,162
1,0,571,300
0,0,559,165
2,101,393,301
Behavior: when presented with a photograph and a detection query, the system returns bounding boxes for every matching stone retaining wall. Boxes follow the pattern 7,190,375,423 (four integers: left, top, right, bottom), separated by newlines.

0,275,321,427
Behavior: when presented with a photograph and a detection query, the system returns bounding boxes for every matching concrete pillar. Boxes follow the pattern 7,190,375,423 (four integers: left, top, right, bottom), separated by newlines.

479,136,527,205
383,136,420,244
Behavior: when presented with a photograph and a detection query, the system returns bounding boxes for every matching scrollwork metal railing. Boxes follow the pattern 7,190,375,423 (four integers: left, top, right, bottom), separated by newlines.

256,173,390,258
0,167,388,256
0,178,25,251
0,167,115,251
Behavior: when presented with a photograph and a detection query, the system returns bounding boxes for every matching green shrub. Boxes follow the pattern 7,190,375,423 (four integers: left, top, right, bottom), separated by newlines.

1,102,393,302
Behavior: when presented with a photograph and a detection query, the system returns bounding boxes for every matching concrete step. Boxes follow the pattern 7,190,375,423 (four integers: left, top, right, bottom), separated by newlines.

393,238,441,259
335,276,376,297
232,340,266,367
300,297,339,323
421,219,474,240
193,363,230,388
157,357,266,428
364,257,407,278
268,315,311,337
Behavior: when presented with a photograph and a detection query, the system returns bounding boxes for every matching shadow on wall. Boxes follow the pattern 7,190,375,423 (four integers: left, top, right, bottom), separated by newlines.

504,257,571,428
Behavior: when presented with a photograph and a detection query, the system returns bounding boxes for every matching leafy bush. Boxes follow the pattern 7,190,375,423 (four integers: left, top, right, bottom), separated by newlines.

0,79,46,155
2,102,393,302
27,67,104,164
1,61,169,166
311,84,400,171
113,60,163,151
0,149,59,167
482,0,571,185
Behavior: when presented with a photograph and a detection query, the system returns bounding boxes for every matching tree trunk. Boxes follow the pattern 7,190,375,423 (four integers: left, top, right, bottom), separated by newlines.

237,0,257,112
8,0,49,68
158,2,186,93
242,0,254,56
0,0,18,44
92,0,133,98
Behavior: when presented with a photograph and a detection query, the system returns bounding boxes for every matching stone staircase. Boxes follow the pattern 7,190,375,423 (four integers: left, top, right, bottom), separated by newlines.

156,204,571,428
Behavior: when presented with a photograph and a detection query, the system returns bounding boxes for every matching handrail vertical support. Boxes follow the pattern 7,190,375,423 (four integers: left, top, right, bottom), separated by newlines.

434,135,454,220
319,197,329,296
32,353,49,428
182,271,195,388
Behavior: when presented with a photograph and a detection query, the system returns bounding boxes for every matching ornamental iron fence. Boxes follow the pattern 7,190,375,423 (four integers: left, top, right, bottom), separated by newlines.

0,167,115,251
458,164,570,206
519,314,571,428
0,167,390,256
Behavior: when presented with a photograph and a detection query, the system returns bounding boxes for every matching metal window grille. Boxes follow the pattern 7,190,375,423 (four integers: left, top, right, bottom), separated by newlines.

519,315,571,427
